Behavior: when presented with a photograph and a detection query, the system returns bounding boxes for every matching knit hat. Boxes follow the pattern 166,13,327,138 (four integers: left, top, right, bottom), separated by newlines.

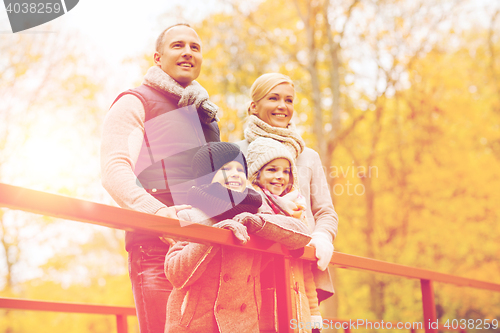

192,142,248,186
246,137,299,193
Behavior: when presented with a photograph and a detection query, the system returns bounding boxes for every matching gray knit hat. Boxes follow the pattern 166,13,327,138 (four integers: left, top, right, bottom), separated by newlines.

246,137,299,192
192,142,247,186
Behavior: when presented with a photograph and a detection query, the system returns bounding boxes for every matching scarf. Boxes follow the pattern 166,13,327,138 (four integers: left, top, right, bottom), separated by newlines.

143,66,219,124
244,115,305,159
260,187,287,216
257,186,310,227
187,183,262,221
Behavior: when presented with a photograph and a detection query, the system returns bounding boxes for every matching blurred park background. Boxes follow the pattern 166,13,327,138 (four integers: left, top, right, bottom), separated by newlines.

1,0,500,331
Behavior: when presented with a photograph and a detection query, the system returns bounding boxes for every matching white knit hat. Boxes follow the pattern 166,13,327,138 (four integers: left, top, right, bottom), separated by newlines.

246,137,299,192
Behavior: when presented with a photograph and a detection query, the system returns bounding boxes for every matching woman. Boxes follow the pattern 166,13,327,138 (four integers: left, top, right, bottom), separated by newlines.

235,73,338,302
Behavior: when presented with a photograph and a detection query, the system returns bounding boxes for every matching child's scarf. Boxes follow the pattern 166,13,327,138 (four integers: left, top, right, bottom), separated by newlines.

187,183,262,221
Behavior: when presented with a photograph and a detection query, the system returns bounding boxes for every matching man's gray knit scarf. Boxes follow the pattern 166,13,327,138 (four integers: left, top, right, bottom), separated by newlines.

143,66,219,124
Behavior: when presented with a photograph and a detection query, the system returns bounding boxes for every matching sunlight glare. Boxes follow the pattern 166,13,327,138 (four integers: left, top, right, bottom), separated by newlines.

21,135,75,188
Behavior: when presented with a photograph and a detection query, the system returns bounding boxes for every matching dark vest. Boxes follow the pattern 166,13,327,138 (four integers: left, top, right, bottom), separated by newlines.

112,84,220,250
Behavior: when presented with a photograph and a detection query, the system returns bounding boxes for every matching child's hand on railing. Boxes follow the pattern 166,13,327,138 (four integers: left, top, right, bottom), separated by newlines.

232,212,265,233
213,219,250,244
159,236,176,246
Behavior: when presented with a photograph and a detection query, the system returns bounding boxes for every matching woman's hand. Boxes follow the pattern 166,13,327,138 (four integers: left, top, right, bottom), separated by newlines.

308,232,334,271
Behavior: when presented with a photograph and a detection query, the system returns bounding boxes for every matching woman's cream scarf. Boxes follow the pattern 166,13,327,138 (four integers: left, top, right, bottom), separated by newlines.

244,115,305,159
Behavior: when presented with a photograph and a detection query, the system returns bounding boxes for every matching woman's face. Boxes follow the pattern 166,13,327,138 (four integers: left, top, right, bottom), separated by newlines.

250,83,294,128
258,158,291,196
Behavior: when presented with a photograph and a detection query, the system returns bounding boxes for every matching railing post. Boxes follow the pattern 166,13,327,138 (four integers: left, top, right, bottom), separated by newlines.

116,314,128,333
275,255,294,333
420,279,437,333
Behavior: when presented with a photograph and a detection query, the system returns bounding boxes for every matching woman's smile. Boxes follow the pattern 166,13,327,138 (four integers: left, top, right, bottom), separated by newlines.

251,83,294,128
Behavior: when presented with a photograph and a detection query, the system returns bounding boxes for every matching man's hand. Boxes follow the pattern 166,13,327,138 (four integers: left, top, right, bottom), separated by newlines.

155,205,192,219
156,205,191,246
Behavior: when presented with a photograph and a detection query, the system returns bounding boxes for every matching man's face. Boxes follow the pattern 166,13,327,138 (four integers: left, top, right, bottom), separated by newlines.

154,26,202,87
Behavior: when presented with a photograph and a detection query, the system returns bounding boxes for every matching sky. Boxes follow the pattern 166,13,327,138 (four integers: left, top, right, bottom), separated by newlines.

0,1,178,112
1,0,227,85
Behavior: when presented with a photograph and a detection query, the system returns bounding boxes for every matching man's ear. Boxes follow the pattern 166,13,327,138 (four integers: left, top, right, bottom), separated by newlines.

154,52,161,66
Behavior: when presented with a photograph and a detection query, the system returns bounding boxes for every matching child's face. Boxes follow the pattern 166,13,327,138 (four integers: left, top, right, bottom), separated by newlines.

211,161,247,192
258,158,291,196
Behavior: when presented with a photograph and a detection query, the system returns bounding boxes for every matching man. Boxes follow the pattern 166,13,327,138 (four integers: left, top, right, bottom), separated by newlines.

100,23,220,333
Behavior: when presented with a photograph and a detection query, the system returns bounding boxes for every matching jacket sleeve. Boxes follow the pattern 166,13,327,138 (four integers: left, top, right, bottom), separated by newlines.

164,240,220,289
307,149,339,242
255,213,312,250
164,210,221,289
234,209,312,250
100,94,166,214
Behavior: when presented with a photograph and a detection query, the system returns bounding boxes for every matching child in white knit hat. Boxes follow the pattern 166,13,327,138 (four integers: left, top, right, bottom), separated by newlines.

246,137,323,332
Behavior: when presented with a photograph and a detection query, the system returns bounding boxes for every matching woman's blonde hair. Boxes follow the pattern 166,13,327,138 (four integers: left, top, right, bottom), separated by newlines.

247,73,295,115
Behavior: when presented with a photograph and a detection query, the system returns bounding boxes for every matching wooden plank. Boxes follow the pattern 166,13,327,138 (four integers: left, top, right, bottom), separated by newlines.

116,314,129,333
275,256,294,333
328,251,500,291
421,280,437,333
0,297,136,316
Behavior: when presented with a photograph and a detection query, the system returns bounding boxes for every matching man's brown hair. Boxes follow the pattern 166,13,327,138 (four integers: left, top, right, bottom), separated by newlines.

155,23,192,54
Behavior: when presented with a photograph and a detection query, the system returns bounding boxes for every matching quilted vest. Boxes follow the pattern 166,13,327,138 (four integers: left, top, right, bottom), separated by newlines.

112,84,221,250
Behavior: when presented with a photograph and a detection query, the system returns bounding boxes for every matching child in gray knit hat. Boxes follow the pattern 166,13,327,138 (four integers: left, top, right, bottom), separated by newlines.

245,137,323,332
164,142,311,333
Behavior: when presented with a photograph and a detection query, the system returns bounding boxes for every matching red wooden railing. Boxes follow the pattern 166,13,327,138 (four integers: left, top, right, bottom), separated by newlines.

0,298,135,333
0,183,499,333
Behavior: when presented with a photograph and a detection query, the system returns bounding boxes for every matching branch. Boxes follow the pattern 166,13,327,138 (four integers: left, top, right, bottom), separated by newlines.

488,9,500,96
234,6,307,71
